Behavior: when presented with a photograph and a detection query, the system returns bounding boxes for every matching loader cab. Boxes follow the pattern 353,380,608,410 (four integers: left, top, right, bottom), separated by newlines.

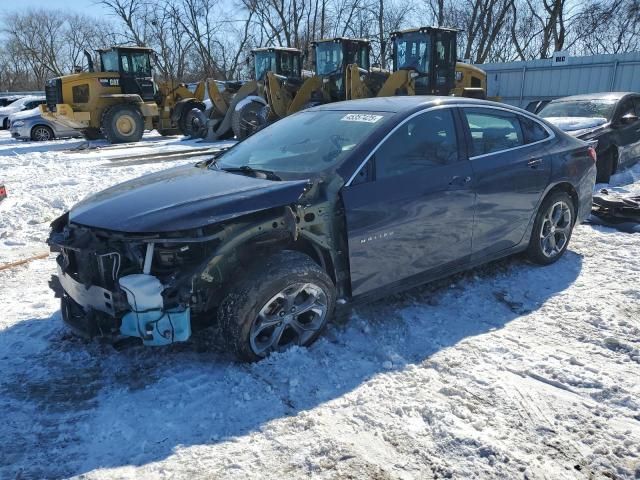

391,27,457,95
253,47,303,81
313,38,370,99
98,47,156,101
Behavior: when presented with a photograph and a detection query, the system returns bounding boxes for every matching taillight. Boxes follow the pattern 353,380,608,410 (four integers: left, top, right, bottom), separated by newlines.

588,147,597,163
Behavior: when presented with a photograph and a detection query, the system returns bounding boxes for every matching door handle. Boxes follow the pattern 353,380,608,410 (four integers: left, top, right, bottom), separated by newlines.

527,158,543,168
449,175,472,186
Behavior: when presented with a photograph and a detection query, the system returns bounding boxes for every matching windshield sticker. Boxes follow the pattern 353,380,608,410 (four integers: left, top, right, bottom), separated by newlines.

341,114,383,123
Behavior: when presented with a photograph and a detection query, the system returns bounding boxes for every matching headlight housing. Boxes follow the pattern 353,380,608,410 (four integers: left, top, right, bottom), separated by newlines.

11,120,25,128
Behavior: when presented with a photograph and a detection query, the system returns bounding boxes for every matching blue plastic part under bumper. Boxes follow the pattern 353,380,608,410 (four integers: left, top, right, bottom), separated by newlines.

120,307,191,346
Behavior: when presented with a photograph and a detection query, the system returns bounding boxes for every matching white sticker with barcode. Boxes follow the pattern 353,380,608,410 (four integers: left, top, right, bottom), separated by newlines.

341,113,383,123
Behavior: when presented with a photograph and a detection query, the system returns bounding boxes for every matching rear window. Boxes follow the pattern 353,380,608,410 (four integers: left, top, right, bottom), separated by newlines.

519,116,549,144
539,99,616,120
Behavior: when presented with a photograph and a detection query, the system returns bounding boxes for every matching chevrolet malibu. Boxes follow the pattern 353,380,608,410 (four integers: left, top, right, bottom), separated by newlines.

48,97,596,361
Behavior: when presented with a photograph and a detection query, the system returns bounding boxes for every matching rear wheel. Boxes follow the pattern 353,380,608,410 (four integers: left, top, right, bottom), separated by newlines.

218,250,336,362
527,191,575,265
30,125,54,141
102,104,144,144
232,100,264,140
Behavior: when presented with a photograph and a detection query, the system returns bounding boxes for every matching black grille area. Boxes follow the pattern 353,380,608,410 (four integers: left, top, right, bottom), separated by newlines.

45,78,63,112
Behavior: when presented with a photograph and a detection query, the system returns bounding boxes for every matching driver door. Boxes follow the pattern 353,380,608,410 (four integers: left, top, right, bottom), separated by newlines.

341,108,476,296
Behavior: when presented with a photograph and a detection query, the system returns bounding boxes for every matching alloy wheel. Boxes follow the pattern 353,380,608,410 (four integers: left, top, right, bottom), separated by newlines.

32,126,52,141
540,200,572,258
249,283,328,356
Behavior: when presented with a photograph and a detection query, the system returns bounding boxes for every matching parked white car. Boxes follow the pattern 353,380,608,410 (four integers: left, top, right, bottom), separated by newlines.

0,95,46,129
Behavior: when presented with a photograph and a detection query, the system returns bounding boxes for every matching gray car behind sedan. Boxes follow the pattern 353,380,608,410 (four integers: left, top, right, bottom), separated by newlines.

9,108,82,141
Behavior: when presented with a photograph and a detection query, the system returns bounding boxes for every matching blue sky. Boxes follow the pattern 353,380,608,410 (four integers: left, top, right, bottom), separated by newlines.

2,0,112,16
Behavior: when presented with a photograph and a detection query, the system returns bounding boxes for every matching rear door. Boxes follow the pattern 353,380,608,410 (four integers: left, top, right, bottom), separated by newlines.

341,107,476,296
460,107,553,258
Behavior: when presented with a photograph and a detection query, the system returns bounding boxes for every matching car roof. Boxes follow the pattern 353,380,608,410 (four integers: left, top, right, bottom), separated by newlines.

309,96,518,113
550,92,635,102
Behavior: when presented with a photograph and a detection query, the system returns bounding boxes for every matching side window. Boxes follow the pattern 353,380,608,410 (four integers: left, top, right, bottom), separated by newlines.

121,55,131,73
519,115,549,144
375,109,458,179
463,109,524,157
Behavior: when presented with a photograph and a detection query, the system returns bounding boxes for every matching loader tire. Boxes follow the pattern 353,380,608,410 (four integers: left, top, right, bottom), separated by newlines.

232,100,264,140
177,100,206,137
102,104,144,144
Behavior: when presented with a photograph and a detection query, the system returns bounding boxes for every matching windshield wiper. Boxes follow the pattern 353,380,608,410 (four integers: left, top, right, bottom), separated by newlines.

220,165,281,180
197,146,232,168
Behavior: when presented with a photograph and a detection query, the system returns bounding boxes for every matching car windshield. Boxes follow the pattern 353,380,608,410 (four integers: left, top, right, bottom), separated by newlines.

539,99,617,120
214,110,391,176
316,42,343,75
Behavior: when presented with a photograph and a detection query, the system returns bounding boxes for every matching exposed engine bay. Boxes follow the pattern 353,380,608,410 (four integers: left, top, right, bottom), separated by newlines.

47,175,348,346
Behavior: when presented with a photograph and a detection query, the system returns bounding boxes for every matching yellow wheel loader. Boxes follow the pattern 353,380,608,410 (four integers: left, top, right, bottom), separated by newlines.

42,47,156,143
230,47,304,139
233,38,370,139
345,27,488,100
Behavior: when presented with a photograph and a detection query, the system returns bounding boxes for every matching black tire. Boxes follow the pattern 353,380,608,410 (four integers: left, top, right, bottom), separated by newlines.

177,101,206,137
181,108,208,138
218,250,336,362
102,104,144,144
526,191,576,265
232,100,265,140
596,148,617,183
30,125,54,141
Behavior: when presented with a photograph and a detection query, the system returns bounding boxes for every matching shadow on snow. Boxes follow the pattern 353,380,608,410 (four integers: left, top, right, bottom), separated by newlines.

0,251,583,479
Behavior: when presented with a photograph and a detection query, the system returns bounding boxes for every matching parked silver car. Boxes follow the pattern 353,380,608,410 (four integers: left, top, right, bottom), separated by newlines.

9,108,82,141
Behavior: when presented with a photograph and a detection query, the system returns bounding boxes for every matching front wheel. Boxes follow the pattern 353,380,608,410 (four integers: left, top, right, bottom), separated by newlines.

232,100,265,140
31,125,54,141
102,104,144,144
218,251,336,362
526,191,575,265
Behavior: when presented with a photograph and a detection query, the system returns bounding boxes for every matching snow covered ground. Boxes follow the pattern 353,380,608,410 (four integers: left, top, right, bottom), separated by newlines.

1,129,639,479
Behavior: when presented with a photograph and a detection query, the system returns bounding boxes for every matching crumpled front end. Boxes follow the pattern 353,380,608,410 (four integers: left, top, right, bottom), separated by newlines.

47,214,217,346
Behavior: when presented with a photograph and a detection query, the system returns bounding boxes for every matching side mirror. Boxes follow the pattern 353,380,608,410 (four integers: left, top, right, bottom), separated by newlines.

620,113,639,125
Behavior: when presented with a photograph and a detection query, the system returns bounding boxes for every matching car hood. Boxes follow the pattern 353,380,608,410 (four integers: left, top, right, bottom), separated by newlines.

9,107,40,121
543,116,608,136
70,164,309,233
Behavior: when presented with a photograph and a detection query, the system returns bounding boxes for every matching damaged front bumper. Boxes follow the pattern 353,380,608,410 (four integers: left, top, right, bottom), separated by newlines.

53,260,191,346
49,220,199,346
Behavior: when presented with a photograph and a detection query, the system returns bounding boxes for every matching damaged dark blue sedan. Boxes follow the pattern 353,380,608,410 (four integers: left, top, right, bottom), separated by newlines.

48,97,596,361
